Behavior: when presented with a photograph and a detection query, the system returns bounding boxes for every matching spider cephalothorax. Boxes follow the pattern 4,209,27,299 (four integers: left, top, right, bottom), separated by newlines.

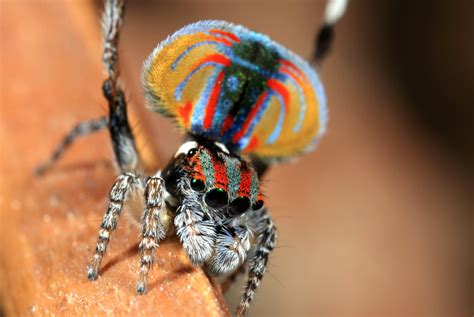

163,140,264,215
160,140,264,270
37,0,347,314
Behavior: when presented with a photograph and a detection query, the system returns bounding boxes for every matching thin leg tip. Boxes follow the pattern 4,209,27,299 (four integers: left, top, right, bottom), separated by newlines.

87,267,98,280
235,307,245,317
136,282,147,294
34,166,46,176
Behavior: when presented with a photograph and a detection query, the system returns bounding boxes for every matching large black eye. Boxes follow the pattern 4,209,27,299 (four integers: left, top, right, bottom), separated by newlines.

190,178,205,192
204,188,228,208
229,197,250,215
252,200,264,211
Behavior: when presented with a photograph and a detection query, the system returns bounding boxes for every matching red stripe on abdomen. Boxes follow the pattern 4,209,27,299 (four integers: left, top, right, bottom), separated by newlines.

192,53,231,71
267,79,289,112
209,29,240,43
179,102,193,126
203,71,225,130
232,91,268,143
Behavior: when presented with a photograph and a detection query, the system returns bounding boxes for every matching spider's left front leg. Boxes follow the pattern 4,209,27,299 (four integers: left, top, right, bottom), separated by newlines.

87,172,142,280
136,172,172,294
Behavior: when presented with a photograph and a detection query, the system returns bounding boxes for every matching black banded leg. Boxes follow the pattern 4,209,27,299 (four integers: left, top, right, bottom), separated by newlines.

100,0,139,174
313,0,349,63
87,172,139,280
236,209,277,316
314,24,334,62
137,175,169,294
35,117,108,175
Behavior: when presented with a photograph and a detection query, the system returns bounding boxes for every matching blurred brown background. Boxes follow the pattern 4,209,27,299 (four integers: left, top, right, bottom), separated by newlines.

1,0,473,316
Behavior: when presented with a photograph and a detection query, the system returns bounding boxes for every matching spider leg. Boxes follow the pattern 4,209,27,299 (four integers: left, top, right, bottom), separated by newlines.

101,0,140,173
236,208,277,316
87,172,141,280
136,173,171,294
37,1,138,175
35,117,108,175
206,225,251,276
313,0,349,63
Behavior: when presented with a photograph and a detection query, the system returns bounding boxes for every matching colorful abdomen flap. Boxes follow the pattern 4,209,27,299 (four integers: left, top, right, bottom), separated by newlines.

142,20,327,162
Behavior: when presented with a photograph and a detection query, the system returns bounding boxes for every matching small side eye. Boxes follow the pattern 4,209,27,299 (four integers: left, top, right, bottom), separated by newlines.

190,178,205,192
252,200,264,211
204,188,228,208
187,148,198,157
175,141,198,158
229,197,250,215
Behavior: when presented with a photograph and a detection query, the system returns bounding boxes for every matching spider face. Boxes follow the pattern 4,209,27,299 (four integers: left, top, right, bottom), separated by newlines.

162,140,264,219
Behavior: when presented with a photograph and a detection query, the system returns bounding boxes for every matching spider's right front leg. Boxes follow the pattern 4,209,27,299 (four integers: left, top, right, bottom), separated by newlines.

87,172,141,280
136,173,171,294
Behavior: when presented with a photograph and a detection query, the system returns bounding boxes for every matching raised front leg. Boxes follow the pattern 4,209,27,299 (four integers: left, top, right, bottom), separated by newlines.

87,172,140,280
236,208,277,316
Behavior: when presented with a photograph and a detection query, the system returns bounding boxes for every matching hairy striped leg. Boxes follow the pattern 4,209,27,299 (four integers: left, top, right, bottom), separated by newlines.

136,174,170,294
206,225,251,276
87,172,140,280
35,117,108,175
236,208,277,316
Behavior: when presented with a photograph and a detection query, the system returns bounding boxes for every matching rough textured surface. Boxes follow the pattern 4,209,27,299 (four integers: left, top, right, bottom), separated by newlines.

0,2,229,316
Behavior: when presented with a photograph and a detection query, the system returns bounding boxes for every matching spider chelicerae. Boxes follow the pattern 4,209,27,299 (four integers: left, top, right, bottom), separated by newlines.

37,0,347,315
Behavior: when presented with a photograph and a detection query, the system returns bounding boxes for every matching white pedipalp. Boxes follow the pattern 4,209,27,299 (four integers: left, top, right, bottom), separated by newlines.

214,142,230,154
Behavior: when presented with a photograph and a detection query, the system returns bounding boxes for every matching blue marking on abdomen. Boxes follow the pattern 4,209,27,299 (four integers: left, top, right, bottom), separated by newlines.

190,68,221,134
238,92,272,149
171,41,231,71
174,62,223,101
266,92,285,144
280,73,306,132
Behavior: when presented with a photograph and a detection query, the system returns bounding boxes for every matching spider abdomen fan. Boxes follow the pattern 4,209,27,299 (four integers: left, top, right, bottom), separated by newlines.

142,20,327,162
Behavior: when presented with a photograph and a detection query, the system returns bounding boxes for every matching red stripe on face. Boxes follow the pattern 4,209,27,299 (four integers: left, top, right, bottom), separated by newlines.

188,154,205,182
209,29,241,43
212,154,228,190
267,79,289,112
203,71,225,129
237,164,253,197
232,91,269,143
